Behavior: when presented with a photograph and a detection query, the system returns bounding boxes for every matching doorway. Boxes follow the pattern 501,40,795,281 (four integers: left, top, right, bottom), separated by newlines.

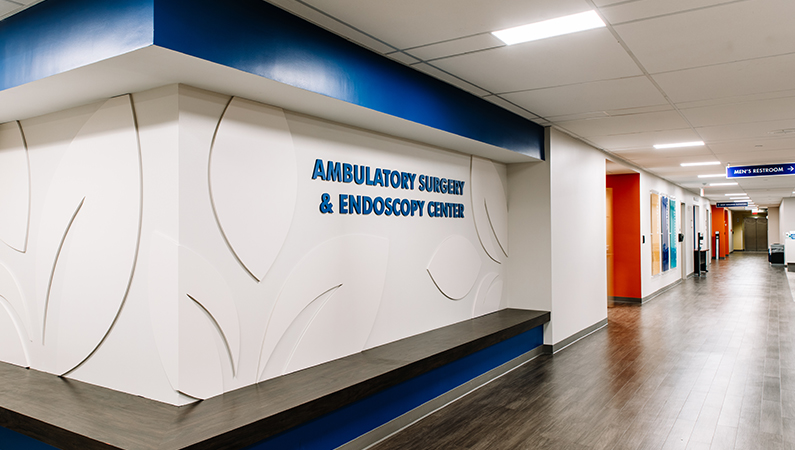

743,216,768,251
681,202,687,280
606,188,614,305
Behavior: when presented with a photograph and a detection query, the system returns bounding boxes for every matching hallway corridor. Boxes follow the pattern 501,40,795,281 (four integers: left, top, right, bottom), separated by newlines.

373,253,795,450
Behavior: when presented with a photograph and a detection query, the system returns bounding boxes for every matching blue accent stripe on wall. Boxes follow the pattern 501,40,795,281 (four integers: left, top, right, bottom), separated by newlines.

0,0,543,158
153,0,544,159
244,325,544,450
0,0,154,91
0,426,58,449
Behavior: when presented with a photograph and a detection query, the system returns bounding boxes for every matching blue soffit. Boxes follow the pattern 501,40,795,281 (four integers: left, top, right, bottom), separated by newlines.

0,0,154,91
1,0,544,159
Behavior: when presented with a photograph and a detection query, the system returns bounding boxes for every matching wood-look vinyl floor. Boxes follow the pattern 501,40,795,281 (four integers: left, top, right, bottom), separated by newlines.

371,253,794,450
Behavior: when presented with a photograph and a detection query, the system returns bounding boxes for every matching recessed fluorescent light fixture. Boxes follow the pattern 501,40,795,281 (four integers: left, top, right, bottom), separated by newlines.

697,174,726,178
654,141,704,149
709,182,737,186
730,197,749,200
681,161,720,167
724,193,745,196
492,10,605,45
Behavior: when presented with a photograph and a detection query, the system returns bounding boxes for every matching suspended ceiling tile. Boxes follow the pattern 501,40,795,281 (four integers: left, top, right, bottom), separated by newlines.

482,95,543,122
592,0,626,6
600,0,742,25
696,118,795,142
719,149,795,165
433,28,641,93
653,54,795,104
546,111,611,123
386,51,421,65
0,1,18,17
681,96,795,128
301,0,590,50
613,146,713,160
709,137,795,155
546,104,672,123
585,128,703,150
736,178,795,191
606,160,637,174
501,76,667,118
267,0,396,54
556,110,691,138
613,0,795,74
676,89,795,110
409,63,492,97
407,34,504,61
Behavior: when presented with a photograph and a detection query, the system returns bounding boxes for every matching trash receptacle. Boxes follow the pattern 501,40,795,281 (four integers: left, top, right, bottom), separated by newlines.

770,244,785,265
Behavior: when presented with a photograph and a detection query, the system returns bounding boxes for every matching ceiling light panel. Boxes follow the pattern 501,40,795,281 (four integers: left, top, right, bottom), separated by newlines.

681,161,720,167
654,141,704,149
492,10,606,45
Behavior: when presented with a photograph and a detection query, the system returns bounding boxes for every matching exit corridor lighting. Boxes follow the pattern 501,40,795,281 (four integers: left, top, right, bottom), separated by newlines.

709,182,737,186
654,141,704,149
492,10,605,45
681,161,719,167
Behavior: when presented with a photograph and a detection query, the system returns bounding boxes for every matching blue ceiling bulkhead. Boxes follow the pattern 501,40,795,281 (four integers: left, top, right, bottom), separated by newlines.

0,0,544,159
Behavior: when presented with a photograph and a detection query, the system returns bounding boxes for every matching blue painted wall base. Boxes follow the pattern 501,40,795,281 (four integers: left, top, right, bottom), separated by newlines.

245,325,544,450
0,426,57,449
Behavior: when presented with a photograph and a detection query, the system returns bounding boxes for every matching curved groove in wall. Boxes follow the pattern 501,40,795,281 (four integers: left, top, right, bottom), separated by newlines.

485,200,508,258
427,235,481,301
0,121,31,253
61,95,145,377
147,231,180,391
207,97,249,277
187,294,238,377
42,197,85,344
175,390,203,402
470,159,501,264
0,260,32,341
48,94,143,377
472,273,503,318
178,292,225,400
208,97,297,283
263,285,341,376
470,156,508,263
179,244,241,377
0,296,30,367
257,235,389,382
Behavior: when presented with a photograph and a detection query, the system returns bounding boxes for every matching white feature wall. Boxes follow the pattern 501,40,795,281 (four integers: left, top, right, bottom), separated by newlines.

0,85,515,405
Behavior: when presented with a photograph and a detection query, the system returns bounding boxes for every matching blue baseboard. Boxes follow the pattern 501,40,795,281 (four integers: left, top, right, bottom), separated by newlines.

245,325,544,450
0,426,57,449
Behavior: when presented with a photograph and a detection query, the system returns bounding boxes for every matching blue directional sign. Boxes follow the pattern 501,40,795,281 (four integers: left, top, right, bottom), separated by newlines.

716,202,748,208
727,163,795,178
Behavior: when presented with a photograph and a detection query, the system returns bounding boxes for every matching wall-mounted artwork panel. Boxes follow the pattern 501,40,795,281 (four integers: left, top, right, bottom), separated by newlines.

661,195,669,272
670,199,677,269
650,192,660,276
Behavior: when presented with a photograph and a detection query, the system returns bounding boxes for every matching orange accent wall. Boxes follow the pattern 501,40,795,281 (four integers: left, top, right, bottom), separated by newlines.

711,206,730,258
606,174,641,299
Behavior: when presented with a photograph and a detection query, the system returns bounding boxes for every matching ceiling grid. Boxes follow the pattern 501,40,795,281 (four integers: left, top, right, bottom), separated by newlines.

3,0,795,206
